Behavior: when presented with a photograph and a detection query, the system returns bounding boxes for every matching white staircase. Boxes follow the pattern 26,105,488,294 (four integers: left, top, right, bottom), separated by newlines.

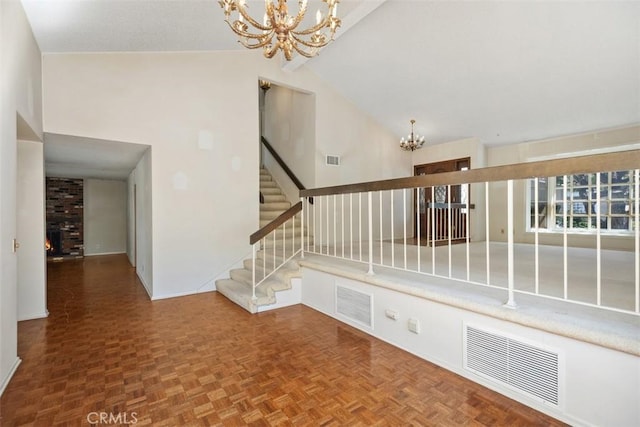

216,168,306,313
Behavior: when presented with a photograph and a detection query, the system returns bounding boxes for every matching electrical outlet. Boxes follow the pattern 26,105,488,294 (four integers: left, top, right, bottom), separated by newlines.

408,317,421,334
385,309,399,320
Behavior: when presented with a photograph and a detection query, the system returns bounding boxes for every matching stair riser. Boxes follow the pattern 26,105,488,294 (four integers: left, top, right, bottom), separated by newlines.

242,259,298,277
230,267,291,287
261,211,287,220
263,195,286,203
261,202,291,211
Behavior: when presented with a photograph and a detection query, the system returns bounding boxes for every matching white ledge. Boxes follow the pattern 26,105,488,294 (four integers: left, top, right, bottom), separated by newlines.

299,254,640,357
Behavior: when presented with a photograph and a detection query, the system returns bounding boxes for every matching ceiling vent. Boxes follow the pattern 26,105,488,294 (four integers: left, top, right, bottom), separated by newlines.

336,284,373,329
464,324,561,407
326,155,340,166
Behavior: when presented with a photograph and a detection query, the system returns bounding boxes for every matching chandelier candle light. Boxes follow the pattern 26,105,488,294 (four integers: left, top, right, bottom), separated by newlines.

218,0,341,60
400,119,426,151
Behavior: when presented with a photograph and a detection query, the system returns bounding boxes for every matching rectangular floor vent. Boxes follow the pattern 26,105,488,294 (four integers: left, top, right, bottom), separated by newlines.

464,325,560,406
336,285,373,328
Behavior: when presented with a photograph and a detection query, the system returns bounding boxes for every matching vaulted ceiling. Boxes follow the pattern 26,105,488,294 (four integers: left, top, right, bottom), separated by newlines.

22,0,640,149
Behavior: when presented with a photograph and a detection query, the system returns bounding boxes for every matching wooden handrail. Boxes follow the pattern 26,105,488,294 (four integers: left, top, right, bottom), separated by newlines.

301,149,640,198
262,136,306,191
250,201,302,245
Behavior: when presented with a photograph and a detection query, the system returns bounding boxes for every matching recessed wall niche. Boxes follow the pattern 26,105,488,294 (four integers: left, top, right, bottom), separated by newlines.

45,177,84,258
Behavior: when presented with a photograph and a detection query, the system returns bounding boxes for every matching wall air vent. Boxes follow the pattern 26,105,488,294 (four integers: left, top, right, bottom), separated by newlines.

336,285,373,329
464,324,561,406
326,155,340,166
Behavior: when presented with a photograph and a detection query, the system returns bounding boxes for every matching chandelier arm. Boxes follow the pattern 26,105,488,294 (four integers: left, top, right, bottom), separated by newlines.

238,35,274,50
236,2,272,32
226,20,274,41
289,32,330,49
289,39,317,58
291,17,335,36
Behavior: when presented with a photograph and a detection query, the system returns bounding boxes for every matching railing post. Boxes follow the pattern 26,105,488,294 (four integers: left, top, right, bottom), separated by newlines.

504,179,517,309
300,197,305,258
367,191,374,275
251,243,257,302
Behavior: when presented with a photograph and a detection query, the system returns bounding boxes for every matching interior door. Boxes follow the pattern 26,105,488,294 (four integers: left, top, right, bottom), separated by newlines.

414,158,470,245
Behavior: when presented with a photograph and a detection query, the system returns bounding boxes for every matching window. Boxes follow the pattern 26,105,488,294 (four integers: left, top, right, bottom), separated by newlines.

528,170,638,234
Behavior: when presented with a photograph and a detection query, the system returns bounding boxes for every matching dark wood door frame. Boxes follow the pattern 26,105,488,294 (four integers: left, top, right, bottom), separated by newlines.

414,157,471,245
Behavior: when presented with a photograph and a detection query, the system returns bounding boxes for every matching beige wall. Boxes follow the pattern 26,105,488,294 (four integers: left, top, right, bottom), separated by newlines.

84,179,127,256
263,84,316,190
42,51,411,299
16,140,46,321
0,0,43,394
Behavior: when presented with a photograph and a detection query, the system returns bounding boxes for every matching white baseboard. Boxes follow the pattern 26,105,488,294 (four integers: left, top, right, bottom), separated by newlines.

137,272,152,299
18,310,49,321
151,288,215,301
0,357,21,397
84,251,126,257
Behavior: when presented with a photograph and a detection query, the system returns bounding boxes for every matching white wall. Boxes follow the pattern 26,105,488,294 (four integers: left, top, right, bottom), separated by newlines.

84,178,127,256
263,84,316,190
302,268,639,427
126,170,136,267
42,51,412,300
0,0,43,395
133,149,153,296
16,140,46,321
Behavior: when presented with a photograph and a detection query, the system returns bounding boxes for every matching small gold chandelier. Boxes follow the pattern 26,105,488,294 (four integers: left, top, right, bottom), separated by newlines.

400,119,426,151
218,0,341,61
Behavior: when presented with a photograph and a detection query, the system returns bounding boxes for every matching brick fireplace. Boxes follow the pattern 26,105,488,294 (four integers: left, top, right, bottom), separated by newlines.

45,177,84,258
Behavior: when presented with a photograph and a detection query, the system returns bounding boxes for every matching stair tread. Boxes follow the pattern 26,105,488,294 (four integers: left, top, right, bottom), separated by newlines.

260,188,282,195
217,167,303,313
230,266,299,286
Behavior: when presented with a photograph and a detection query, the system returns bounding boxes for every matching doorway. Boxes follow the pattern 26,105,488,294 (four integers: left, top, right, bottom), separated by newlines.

414,157,471,246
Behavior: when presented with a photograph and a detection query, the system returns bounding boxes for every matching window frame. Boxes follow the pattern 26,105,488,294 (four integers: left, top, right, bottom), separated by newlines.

527,171,636,236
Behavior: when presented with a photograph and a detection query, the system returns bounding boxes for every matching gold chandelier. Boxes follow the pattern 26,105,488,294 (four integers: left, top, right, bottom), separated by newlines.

218,0,341,60
399,119,426,151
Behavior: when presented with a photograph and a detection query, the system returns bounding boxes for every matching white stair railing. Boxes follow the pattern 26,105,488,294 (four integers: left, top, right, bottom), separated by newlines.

250,202,304,301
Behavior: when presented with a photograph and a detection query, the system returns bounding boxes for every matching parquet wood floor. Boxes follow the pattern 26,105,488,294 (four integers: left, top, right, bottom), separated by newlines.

1,255,566,426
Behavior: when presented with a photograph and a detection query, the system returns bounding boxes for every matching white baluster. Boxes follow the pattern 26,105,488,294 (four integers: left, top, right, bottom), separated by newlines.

485,182,490,285
252,243,257,301
403,189,407,270
367,191,374,275
563,175,568,300
534,178,539,294
504,179,517,309
447,185,452,278
596,173,602,306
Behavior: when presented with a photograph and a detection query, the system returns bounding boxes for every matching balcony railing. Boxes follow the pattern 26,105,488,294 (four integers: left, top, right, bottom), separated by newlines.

298,149,640,315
